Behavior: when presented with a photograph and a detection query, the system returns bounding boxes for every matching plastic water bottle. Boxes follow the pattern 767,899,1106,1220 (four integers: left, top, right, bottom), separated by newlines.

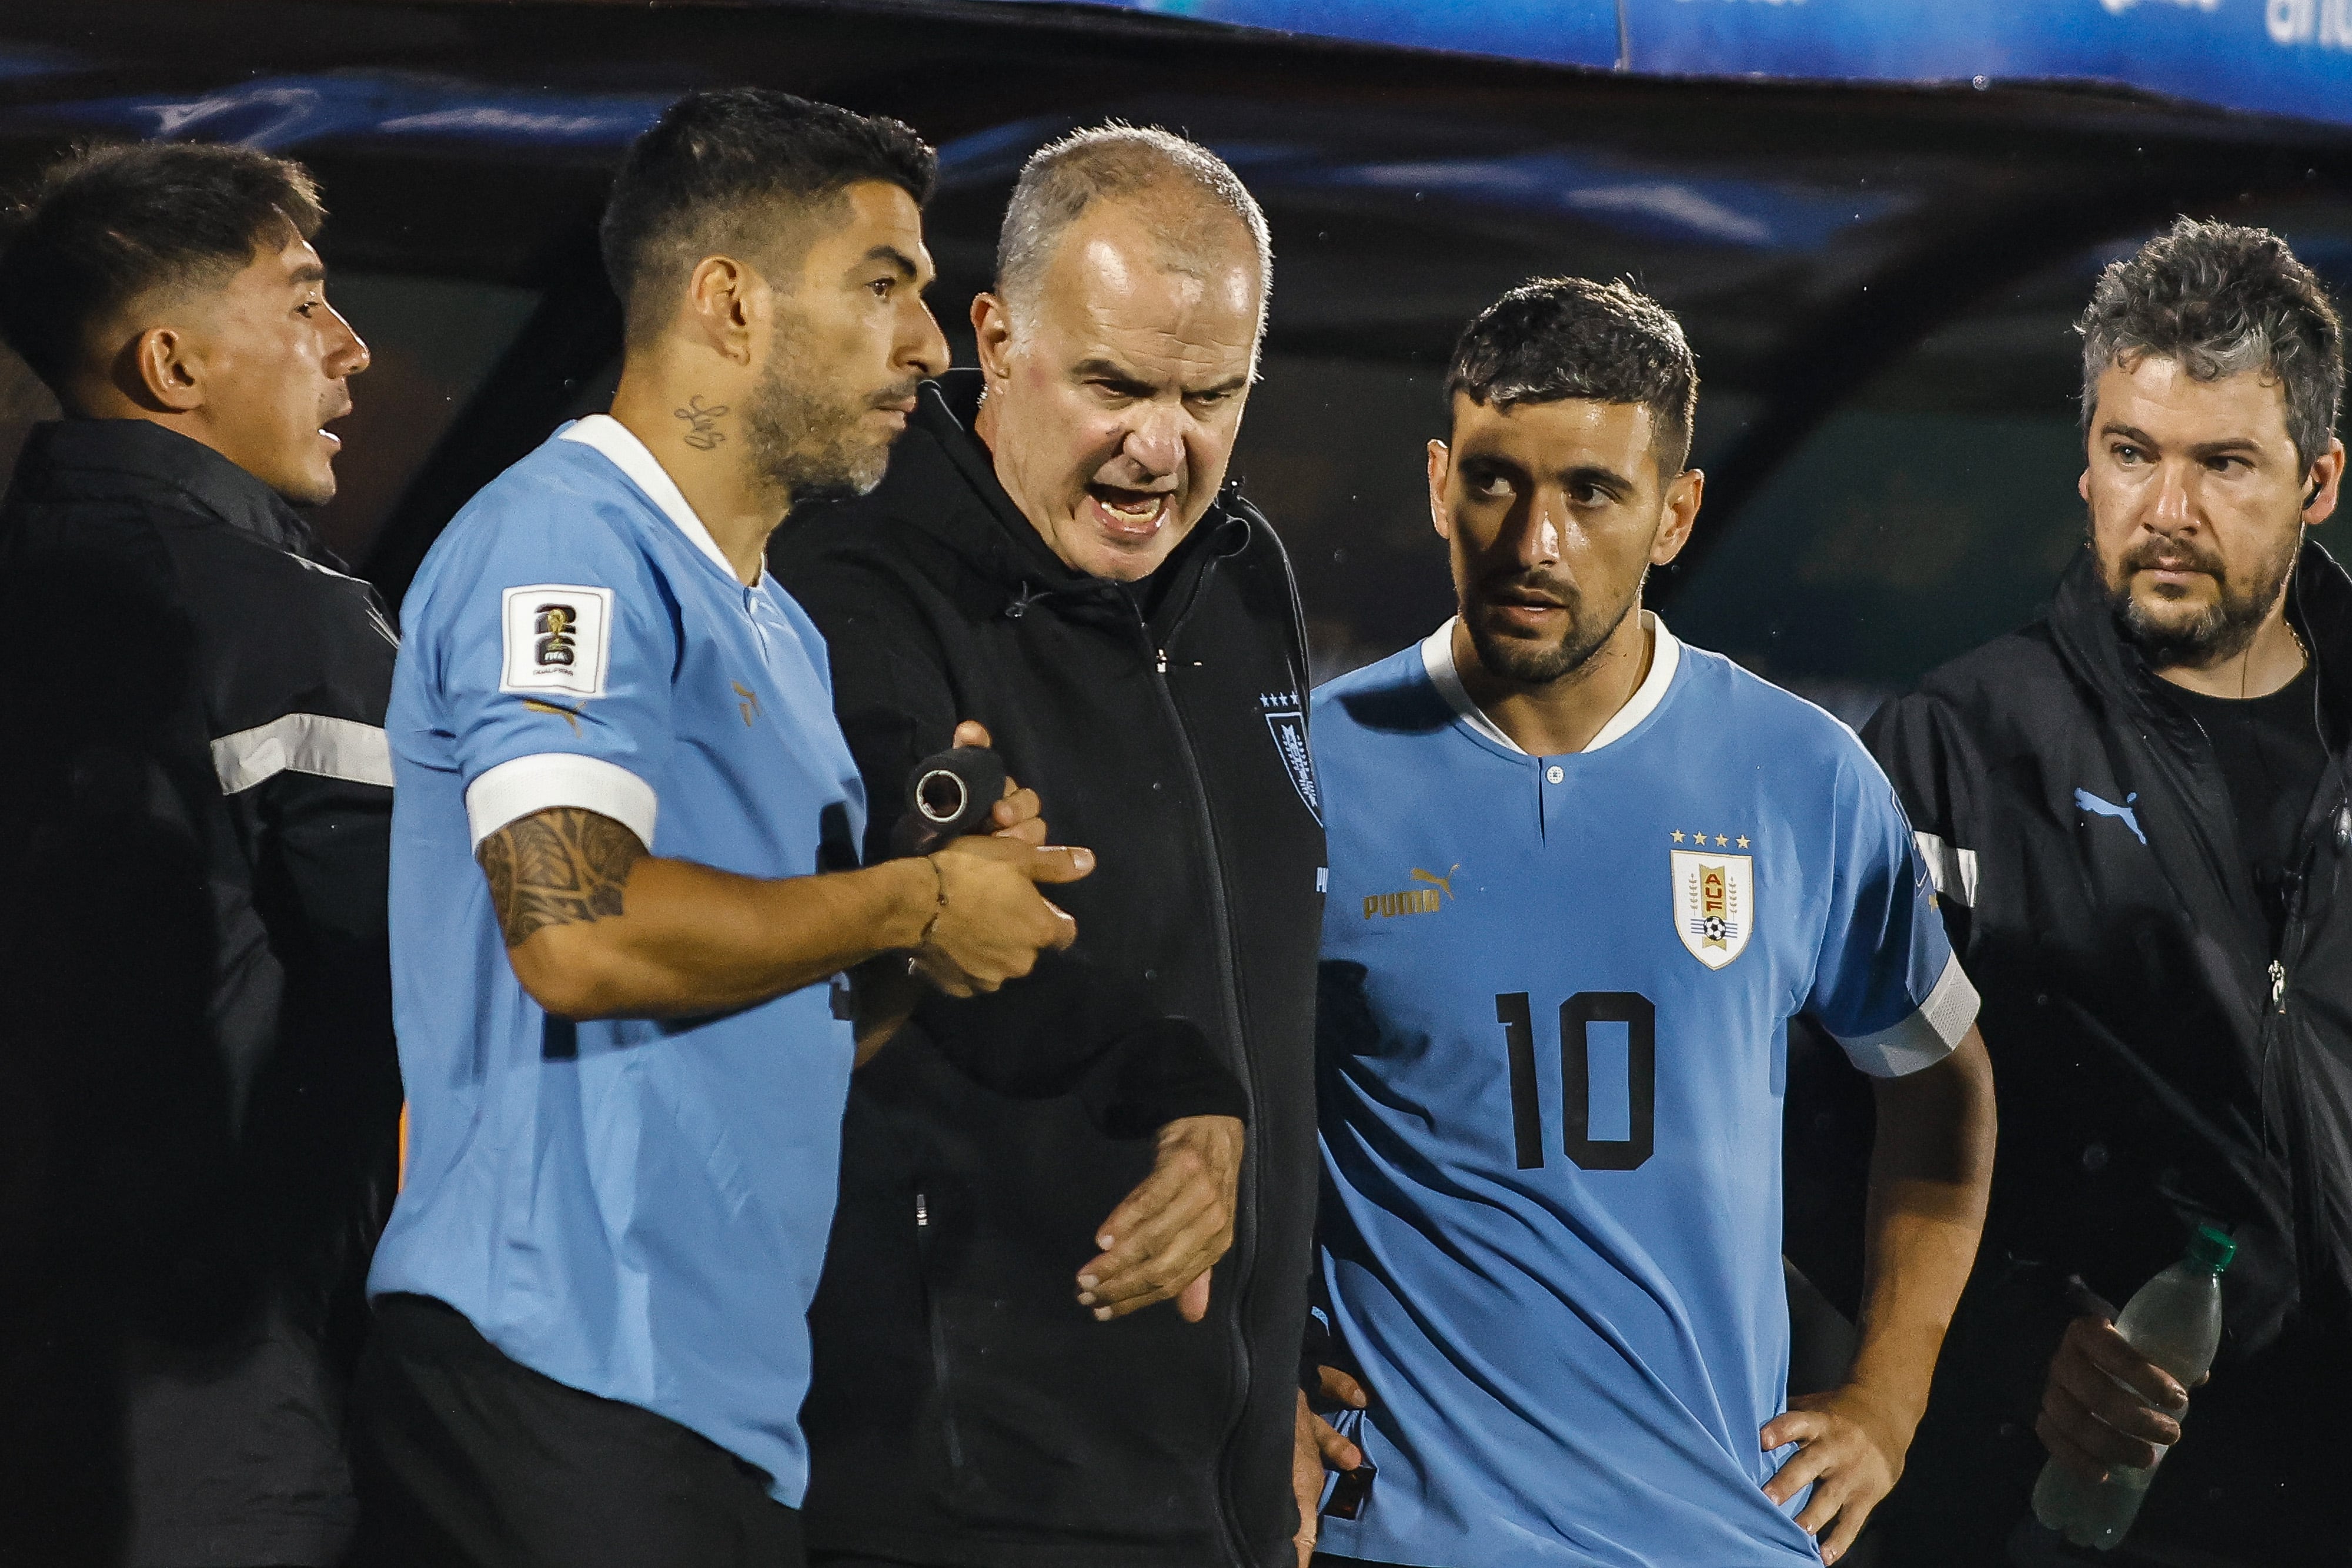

2029,1224,2236,1550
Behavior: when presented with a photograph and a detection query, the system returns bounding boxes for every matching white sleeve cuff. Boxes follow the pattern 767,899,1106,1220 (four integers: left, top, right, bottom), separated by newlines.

212,713,394,794
1833,952,1979,1078
463,752,658,850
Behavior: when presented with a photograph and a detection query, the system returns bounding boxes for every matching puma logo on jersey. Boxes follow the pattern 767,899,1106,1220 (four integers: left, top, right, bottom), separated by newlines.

734,681,760,727
1366,865,1459,918
523,698,583,734
1411,864,1459,900
2074,788,2147,846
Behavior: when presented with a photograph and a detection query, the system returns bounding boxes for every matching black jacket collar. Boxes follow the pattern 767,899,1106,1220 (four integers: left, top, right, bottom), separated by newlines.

2047,537,2352,751
9,418,329,563
900,369,1252,621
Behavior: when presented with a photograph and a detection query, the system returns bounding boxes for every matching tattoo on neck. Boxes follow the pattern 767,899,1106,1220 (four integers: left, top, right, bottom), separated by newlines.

478,807,646,949
675,394,730,450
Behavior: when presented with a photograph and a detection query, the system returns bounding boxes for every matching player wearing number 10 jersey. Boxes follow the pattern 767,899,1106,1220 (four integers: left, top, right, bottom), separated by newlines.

1304,280,1997,1568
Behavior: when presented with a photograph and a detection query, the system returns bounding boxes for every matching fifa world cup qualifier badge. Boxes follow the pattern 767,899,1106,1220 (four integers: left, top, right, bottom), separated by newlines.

1670,842,1752,969
501,583,614,698
1260,690,1322,825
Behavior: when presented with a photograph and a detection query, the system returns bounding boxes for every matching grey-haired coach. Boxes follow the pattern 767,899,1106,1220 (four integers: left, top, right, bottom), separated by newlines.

773,126,1327,1568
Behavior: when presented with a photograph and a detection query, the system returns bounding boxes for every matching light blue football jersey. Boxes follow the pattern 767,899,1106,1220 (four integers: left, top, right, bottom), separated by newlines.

370,415,866,1506
1312,617,1976,1568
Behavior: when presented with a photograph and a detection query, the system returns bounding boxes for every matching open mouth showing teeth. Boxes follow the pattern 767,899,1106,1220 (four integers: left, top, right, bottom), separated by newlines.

1085,484,1173,539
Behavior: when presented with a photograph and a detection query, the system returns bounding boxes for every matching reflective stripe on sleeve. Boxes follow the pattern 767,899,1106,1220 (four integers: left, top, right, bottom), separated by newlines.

1913,830,1979,908
211,713,394,794
1833,952,1980,1078
463,752,657,850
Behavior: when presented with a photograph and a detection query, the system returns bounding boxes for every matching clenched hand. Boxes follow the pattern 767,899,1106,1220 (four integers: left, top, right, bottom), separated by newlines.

2037,1313,2195,1482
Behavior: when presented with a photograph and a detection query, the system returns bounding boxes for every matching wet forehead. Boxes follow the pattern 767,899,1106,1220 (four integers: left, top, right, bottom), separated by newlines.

2094,357,2296,452
1454,396,1660,475
1034,207,1259,377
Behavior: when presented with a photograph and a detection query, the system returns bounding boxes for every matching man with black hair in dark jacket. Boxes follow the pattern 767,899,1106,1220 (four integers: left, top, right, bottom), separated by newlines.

0,142,392,1568
771,125,1325,1568
1866,219,2351,1567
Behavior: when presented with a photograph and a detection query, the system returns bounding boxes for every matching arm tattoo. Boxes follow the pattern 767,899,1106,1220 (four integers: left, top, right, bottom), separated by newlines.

477,807,646,950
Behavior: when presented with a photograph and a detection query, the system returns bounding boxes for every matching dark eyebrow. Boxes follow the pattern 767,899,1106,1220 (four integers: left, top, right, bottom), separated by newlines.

860,245,920,280
1559,462,1637,497
2099,420,2265,459
1190,373,1252,398
1073,357,1155,391
289,262,326,286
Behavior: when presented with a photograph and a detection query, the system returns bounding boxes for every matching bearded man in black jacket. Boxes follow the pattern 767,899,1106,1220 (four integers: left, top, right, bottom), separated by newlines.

770,126,1325,1568
1865,219,2350,1567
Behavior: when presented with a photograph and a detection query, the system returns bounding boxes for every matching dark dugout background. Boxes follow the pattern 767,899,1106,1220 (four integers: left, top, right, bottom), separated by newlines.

0,0,2347,1336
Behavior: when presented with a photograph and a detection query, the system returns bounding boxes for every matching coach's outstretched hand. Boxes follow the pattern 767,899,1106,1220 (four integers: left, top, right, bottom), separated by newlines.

1074,1113,1242,1322
1759,1382,1911,1566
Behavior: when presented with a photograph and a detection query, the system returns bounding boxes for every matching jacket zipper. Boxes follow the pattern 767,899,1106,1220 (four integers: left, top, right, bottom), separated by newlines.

2271,795,2338,1333
1132,593,1259,1568
914,1189,965,1471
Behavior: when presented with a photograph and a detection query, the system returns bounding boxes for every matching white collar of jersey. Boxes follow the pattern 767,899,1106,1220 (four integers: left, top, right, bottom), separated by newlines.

1419,610,1682,757
560,414,745,584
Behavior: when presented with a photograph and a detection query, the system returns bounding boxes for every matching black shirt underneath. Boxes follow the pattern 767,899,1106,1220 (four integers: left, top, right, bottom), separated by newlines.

2164,663,2335,950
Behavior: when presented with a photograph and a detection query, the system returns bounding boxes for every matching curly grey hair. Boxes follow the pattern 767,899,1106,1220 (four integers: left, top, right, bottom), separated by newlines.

2080,216,2344,472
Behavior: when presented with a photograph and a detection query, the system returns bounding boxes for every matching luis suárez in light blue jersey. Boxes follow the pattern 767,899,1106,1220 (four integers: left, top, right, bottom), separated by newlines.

1311,614,1979,1567
371,414,865,1505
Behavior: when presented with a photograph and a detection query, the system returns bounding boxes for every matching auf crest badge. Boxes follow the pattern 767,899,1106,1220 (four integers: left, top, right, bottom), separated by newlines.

1671,849,1752,969
1259,691,1322,826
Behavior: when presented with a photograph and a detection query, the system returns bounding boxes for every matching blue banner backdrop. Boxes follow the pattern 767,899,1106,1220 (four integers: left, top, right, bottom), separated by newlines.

990,0,2352,130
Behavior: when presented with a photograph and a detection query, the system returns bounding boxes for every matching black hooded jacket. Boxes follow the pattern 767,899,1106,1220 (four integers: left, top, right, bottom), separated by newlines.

0,420,401,1567
1864,543,2352,1564
770,372,1327,1568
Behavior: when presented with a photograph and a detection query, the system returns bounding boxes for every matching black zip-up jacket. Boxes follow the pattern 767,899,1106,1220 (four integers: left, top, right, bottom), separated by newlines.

770,372,1327,1568
1864,544,2352,1565
0,421,400,1568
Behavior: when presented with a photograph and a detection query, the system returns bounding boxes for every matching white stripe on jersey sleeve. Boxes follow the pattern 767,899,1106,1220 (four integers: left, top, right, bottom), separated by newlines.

1832,952,1979,1078
464,752,658,850
1913,830,1979,908
212,713,394,794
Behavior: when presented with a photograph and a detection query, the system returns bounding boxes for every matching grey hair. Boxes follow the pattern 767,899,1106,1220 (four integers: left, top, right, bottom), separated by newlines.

2080,216,2344,472
995,123,1271,353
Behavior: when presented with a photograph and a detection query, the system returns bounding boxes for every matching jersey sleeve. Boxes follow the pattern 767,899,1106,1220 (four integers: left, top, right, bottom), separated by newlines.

1805,738,1980,1078
418,499,677,851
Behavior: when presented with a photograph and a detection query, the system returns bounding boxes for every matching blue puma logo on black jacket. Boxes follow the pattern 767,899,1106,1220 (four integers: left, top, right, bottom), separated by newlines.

2074,787,2147,845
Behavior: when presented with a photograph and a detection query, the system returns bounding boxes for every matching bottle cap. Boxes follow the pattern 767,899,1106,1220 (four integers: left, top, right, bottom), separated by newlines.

2187,1223,2236,1273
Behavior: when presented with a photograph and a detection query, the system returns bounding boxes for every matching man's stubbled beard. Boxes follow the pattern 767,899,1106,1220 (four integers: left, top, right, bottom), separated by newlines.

1462,566,1642,687
2097,520,2298,670
743,322,917,507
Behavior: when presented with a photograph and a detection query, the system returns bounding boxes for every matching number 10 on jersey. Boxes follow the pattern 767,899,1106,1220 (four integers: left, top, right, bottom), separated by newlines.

1496,991,1656,1171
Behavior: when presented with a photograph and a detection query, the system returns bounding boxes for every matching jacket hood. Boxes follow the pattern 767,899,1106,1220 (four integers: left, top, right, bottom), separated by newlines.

2046,537,2352,749
9,417,329,563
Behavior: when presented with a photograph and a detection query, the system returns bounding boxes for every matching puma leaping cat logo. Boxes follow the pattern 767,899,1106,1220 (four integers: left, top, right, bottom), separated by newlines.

1410,864,1461,901
2074,788,2147,847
